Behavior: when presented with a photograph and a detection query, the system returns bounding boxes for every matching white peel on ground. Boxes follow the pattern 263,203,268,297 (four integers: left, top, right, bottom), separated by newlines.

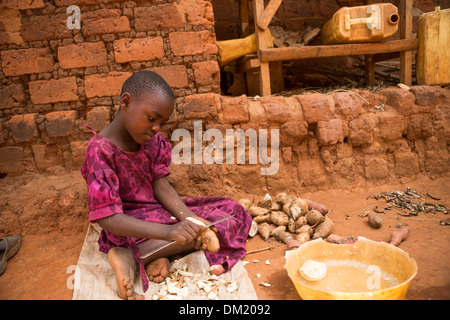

299,259,327,281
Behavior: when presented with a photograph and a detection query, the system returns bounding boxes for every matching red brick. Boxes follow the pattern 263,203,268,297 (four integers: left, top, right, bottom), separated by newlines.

82,9,130,36
364,157,389,180
85,107,110,132
219,95,249,124
1,48,54,77
192,60,220,87
0,146,25,174
315,119,348,146
70,140,89,168
180,0,214,26
332,92,365,120
183,93,219,119
296,93,335,124
54,0,101,6
134,4,184,32
149,65,188,88
260,96,291,123
376,88,415,115
394,151,420,176
84,71,132,99
280,121,308,146
113,37,164,63
348,113,378,147
8,113,39,143
169,31,218,56
29,77,78,105
0,9,24,45
0,0,45,10
58,42,107,69
21,14,71,42
45,110,77,137
0,84,25,109
409,85,444,106
378,114,404,140
32,144,63,171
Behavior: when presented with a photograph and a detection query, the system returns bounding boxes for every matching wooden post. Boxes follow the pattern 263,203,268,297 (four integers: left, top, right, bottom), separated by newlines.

253,0,271,96
399,0,413,86
365,54,375,85
240,0,250,37
257,0,283,30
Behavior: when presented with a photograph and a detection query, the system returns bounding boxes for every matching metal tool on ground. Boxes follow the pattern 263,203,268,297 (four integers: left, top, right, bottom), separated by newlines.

140,214,235,260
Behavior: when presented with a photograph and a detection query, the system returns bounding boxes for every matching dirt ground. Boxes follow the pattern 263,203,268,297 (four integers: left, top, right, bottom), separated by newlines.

0,176,449,300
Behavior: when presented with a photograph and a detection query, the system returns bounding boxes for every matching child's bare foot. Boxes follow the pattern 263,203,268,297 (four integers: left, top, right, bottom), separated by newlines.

145,257,170,283
108,247,144,300
210,264,226,276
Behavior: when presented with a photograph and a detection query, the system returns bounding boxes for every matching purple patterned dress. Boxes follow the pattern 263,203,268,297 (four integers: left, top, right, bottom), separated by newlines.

81,127,252,292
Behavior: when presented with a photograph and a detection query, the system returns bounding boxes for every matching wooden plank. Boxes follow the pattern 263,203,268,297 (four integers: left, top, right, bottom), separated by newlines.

364,54,375,85
240,0,250,37
399,0,413,86
257,0,283,31
259,39,419,62
253,0,271,96
237,58,261,73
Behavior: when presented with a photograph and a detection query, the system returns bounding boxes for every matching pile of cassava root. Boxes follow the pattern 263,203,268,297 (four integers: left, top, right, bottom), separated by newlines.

240,193,333,250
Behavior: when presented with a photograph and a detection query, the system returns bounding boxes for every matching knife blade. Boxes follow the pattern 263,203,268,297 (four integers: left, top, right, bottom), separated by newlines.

140,214,235,260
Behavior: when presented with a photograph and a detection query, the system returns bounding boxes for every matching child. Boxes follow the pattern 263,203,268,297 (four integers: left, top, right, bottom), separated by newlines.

81,70,252,300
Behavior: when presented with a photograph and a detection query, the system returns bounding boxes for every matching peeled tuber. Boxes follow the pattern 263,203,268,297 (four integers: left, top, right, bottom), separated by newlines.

201,228,220,252
186,217,220,252
299,260,327,281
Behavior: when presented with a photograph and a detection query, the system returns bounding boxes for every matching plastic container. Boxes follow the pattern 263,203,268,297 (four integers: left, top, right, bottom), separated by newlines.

417,7,450,85
217,30,274,67
285,237,417,300
322,3,399,44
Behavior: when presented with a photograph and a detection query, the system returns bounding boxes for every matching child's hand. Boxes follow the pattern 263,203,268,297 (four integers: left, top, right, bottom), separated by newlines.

167,219,205,244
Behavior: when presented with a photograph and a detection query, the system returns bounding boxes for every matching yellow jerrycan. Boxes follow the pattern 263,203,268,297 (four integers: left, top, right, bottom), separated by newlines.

217,30,274,67
322,3,400,44
417,7,450,85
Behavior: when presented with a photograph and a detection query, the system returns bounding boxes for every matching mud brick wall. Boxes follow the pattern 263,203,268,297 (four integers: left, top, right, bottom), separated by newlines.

0,0,220,176
167,86,450,198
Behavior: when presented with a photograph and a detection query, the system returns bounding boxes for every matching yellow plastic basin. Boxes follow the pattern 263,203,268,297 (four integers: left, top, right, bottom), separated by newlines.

285,237,417,300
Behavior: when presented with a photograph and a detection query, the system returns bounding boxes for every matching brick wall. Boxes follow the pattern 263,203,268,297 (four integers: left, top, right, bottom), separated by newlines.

0,0,220,176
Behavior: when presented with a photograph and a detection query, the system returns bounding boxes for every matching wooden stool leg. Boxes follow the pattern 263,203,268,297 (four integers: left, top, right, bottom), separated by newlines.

365,54,375,85
253,0,271,96
399,0,413,86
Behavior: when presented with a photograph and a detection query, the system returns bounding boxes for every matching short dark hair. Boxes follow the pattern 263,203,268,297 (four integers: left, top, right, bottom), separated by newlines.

120,70,175,100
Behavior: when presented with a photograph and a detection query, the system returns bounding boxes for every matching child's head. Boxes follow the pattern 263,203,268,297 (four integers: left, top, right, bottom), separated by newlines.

119,70,175,144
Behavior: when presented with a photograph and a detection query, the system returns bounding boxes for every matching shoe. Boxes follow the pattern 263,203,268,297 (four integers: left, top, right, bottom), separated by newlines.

0,235,22,276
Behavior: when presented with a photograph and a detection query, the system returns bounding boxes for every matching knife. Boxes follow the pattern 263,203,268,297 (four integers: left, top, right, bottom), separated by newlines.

140,214,235,260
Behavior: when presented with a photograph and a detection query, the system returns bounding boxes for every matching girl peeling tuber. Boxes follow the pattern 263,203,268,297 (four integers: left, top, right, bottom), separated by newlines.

81,71,252,300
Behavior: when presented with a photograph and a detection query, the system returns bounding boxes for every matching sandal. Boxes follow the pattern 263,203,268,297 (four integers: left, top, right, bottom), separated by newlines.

0,235,22,276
